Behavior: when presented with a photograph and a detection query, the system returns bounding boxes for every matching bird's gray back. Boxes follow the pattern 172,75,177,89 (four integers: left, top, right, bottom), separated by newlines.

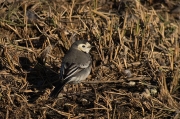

62,49,91,65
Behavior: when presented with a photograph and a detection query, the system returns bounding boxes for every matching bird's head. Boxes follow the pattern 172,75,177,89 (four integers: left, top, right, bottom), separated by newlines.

72,40,92,53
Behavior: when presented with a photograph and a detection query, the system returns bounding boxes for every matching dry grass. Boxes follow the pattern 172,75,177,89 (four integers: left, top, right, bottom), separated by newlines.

0,0,180,118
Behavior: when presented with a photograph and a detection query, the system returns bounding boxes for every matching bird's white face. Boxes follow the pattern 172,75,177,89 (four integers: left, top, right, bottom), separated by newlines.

77,42,92,53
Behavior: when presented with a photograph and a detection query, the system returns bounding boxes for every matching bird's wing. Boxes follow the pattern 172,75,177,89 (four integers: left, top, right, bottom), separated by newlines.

62,61,91,81
50,61,91,98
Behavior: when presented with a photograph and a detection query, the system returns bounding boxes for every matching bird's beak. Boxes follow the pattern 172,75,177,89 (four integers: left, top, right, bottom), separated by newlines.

88,45,94,48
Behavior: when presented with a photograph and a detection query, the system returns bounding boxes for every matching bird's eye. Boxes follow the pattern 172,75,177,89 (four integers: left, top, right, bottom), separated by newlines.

82,45,85,48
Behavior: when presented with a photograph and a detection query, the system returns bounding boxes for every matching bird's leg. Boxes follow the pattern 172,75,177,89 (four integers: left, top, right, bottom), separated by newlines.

72,84,78,92
71,83,82,93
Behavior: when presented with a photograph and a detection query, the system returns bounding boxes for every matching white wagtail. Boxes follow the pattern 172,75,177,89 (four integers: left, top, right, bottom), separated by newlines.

50,40,92,97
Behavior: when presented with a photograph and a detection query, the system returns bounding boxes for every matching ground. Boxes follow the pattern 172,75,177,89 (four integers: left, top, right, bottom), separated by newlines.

0,0,180,118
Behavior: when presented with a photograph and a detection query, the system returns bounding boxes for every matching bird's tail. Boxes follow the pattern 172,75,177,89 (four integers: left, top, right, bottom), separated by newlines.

50,80,68,98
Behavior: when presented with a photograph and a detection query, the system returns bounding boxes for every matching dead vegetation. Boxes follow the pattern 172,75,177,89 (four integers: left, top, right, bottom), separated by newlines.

0,0,180,118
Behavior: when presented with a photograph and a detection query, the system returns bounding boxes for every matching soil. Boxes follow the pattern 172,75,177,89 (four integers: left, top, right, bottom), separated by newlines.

0,0,180,118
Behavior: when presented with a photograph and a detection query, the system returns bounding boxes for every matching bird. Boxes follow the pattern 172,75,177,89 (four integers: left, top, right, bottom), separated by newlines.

50,40,92,98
